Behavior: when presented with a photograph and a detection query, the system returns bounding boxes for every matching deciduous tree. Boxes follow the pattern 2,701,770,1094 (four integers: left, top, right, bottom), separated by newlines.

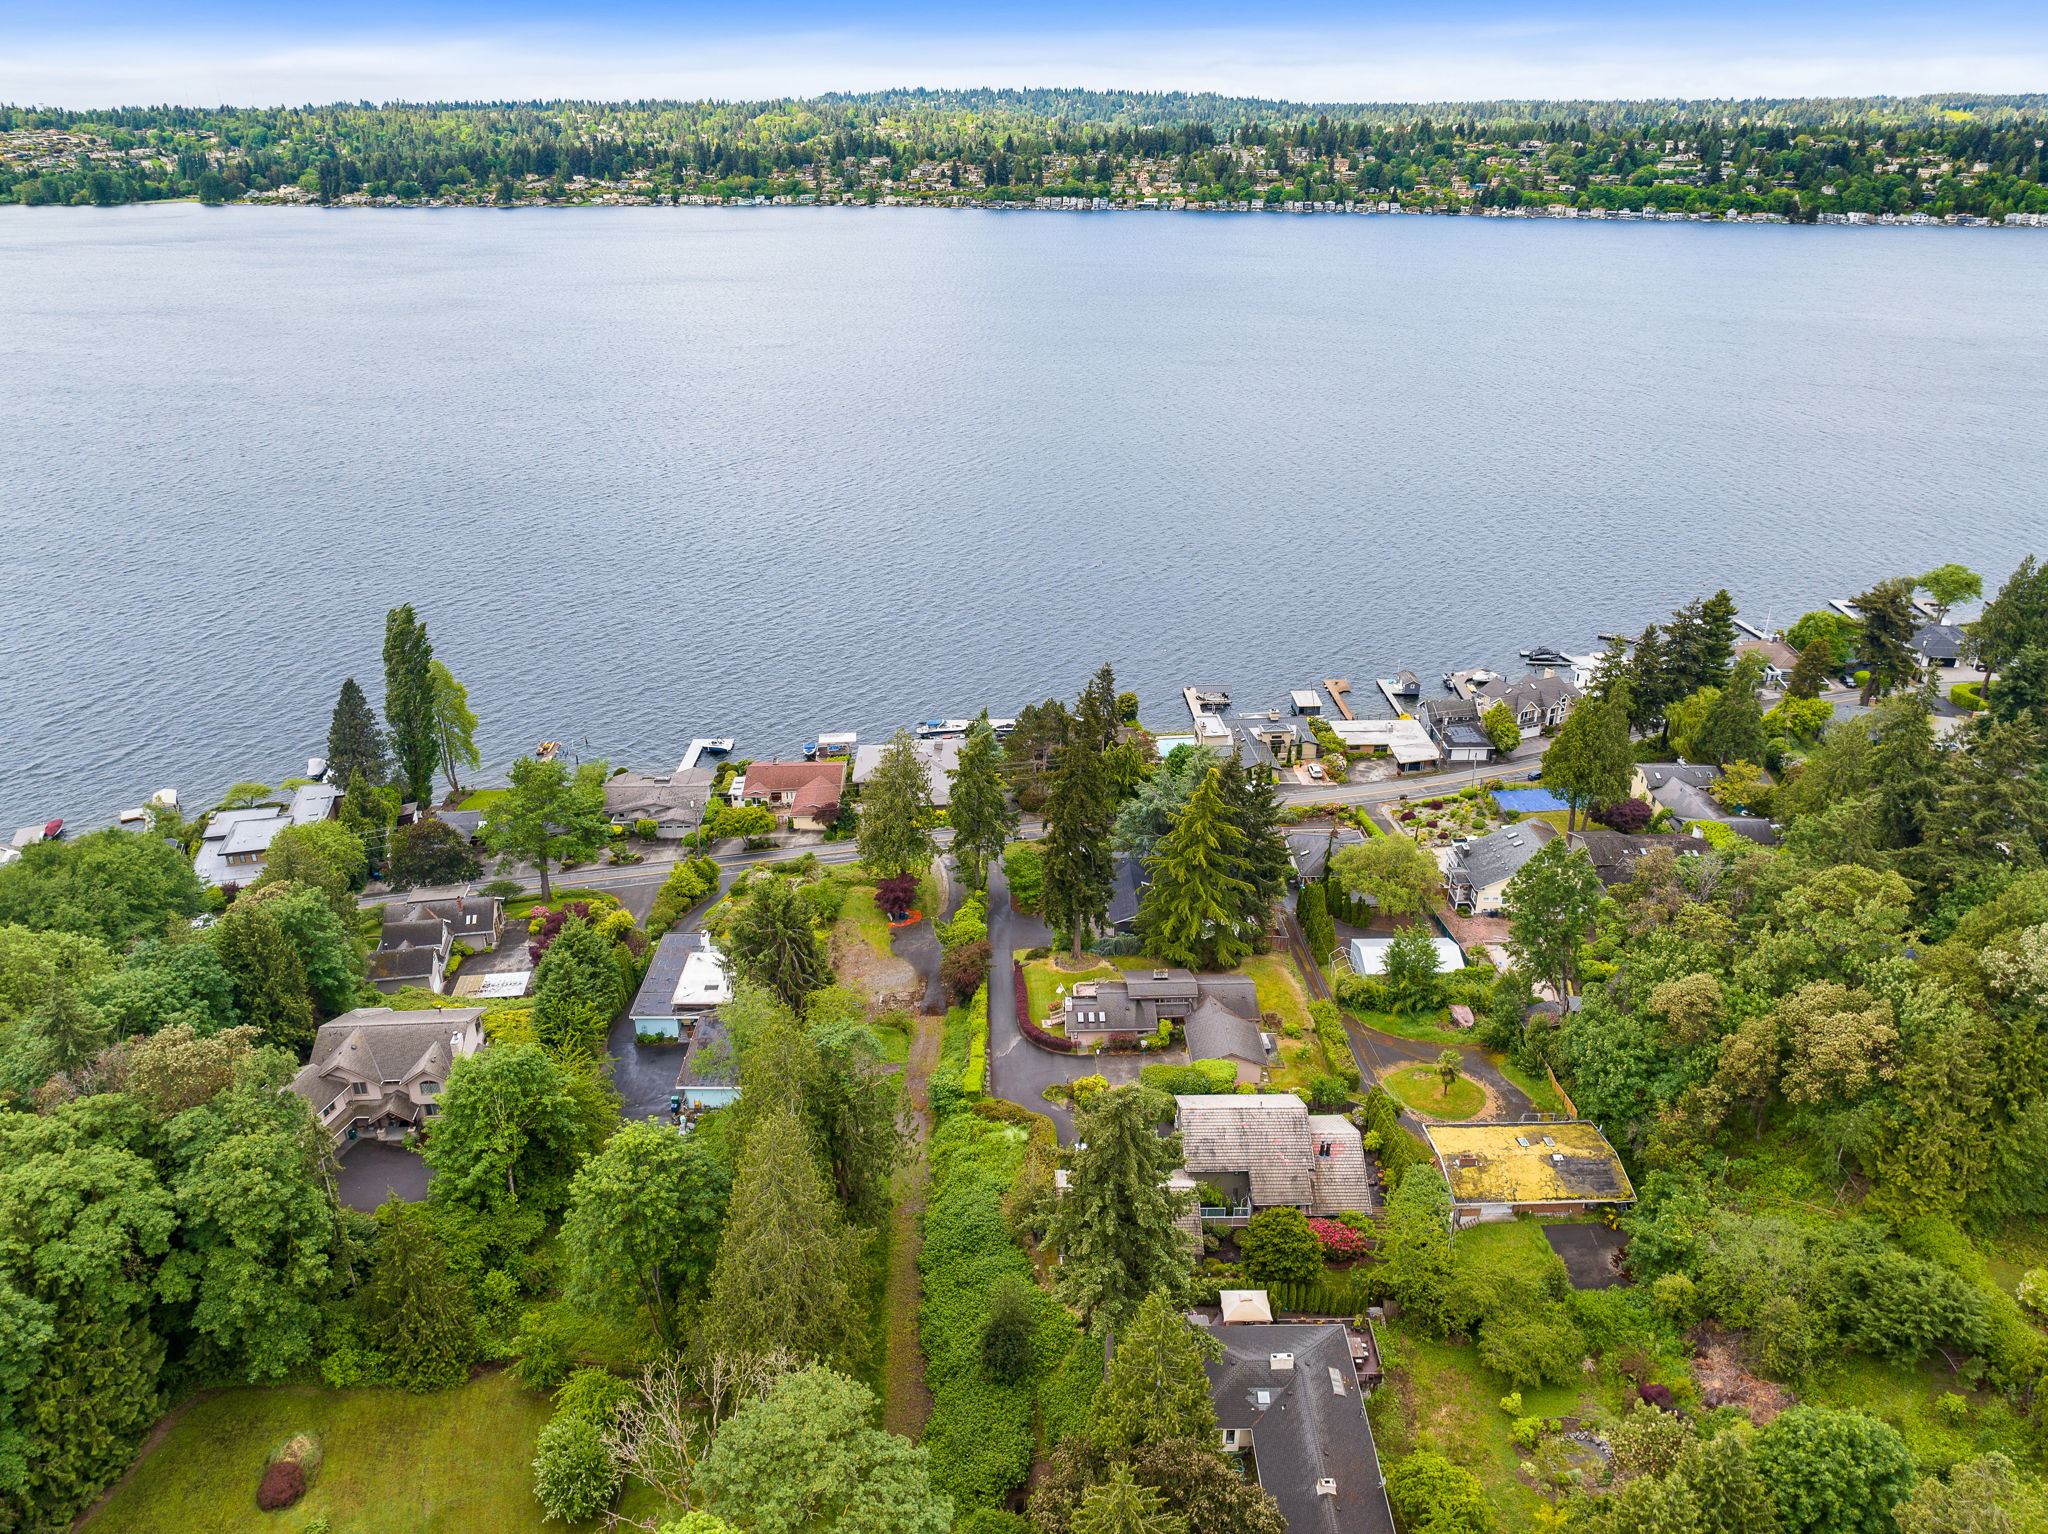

481,755,611,900
422,1042,611,1211
1915,562,1981,621
429,660,480,795
563,1122,729,1347
1753,1406,1915,1534
1237,1206,1323,1286
386,816,482,889
1330,833,1439,919
1541,692,1635,832
1504,840,1604,1001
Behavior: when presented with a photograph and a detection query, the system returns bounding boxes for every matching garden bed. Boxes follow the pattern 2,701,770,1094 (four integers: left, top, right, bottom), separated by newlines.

1390,788,1505,848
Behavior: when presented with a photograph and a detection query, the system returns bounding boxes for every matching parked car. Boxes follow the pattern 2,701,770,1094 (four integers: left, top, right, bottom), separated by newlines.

1307,763,1325,780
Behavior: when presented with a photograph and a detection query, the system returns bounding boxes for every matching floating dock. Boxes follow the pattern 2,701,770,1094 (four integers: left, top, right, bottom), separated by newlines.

1321,678,1356,720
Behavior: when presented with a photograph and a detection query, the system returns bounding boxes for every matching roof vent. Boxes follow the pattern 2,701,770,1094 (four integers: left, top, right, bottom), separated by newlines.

1270,1352,1295,1371
1152,970,1169,980
1317,1478,1339,1497
1551,1153,1565,1164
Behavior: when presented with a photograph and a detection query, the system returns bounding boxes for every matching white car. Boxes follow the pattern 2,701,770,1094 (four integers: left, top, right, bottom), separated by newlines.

1306,762,1325,780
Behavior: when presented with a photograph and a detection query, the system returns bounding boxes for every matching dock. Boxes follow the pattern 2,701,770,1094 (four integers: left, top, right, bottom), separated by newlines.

1182,685,1232,722
1321,678,1356,720
676,737,735,773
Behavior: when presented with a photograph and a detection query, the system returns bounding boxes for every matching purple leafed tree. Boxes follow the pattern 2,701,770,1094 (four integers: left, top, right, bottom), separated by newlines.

874,874,918,917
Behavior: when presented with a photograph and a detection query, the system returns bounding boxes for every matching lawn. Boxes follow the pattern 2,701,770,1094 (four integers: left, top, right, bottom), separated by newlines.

871,1019,912,1064
836,885,895,962
1016,954,1122,1028
506,889,621,920
85,1370,602,1534
1384,1064,1487,1120
1239,952,1312,1036
1802,1354,2035,1475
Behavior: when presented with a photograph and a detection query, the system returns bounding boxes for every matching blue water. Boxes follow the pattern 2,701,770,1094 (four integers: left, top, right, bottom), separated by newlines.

3,203,2046,827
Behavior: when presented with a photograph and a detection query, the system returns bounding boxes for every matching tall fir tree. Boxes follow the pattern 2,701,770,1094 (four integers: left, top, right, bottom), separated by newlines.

726,876,834,1014
324,677,388,788
1137,772,1254,970
1870,692,1942,851
1092,1289,1220,1456
362,1200,476,1391
1044,1087,1197,1334
1783,637,1833,699
1850,577,1921,704
1533,691,1633,833
210,897,315,1053
1586,635,1633,703
947,713,1017,890
1695,589,1739,685
1626,624,1677,736
1075,662,1123,753
1970,555,2048,703
381,604,441,807
1043,722,1115,960
855,728,938,879
1692,655,1769,766
1216,758,1289,933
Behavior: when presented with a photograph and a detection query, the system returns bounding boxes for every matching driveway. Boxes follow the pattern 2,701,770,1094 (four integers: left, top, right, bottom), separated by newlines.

985,859,1123,1143
1543,1223,1630,1288
334,1140,432,1211
1342,1013,1537,1135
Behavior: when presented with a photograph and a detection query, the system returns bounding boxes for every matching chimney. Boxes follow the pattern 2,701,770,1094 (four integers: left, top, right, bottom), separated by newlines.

1269,1353,1294,1371
1316,1478,1338,1497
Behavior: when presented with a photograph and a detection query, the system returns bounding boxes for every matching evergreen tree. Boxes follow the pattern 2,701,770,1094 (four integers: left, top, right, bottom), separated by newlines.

1695,589,1739,686
422,1042,611,1212
1540,691,1634,832
1693,655,1770,766
726,877,833,1014
209,897,315,1053
1138,772,1254,970
1586,635,1632,703
1988,645,2048,726
531,914,626,1056
1626,624,1679,735
428,659,480,795
1073,1464,1188,1534
1044,1087,1197,1334
701,1108,868,1367
1675,1429,1780,1534
362,1199,476,1391
1043,727,1115,959
1850,578,1921,703
1869,693,1942,850
1783,639,1833,700
382,604,441,807
948,714,1018,890
1970,555,2048,703
1216,759,1289,929
324,677,387,787
1379,1167,1457,1333
1092,1289,1220,1456
856,728,938,879
1076,663,1123,753
1296,882,1336,964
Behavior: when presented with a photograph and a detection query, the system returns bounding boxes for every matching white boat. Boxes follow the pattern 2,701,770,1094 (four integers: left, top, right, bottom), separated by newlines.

914,718,973,739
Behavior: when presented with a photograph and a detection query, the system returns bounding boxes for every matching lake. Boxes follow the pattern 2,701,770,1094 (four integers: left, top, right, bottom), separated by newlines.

3,202,2046,826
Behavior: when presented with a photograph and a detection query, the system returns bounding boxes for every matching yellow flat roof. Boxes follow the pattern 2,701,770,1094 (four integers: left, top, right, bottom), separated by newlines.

1423,1121,1635,1206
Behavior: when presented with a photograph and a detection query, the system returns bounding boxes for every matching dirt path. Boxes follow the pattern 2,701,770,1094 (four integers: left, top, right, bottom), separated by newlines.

881,1002,944,1437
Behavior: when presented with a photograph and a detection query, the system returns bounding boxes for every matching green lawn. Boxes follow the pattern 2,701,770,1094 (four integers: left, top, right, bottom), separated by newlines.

457,788,509,813
1803,1355,2034,1475
1239,953,1312,1036
85,1370,602,1534
1016,955,1122,1027
1384,1064,1487,1120
871,1021,912,1064
836,886,895,961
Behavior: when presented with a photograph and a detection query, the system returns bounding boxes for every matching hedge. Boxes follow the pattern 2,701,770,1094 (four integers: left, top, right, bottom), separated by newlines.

646,856,722,937
1309,999,1362,1088
1014,961,1076,1052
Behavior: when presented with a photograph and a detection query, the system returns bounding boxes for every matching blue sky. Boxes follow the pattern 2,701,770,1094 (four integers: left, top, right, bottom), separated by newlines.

6,0,2047,108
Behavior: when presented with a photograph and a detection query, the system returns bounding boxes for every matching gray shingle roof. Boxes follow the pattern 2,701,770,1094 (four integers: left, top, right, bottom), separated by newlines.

1307,1115,1374,1213
1206,1323,1397,1534
1176,1093,1315,1207
1447,822,1552,893
1184,997,1267,1068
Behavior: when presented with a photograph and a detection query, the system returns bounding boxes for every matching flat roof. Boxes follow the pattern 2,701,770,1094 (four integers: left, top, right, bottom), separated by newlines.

672,947,733,1009
1423,1121,1635,1207
1348,935,1465,974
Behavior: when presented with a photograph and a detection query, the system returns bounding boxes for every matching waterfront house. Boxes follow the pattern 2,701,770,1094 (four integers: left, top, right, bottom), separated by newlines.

604,766,715,839
851,737,964,806
1422,1120,1635,1226
1443,823,1553,913
1910,622,1969,669
627,931,731,1040
192,781,344,888
1173,1093,1373,1222
1204,1318,1397,1534
291,1006,485,1147
1417,699,1495,765
1734,637,1799,690
1328,717,1440,771
1470,671,1582,735
733,760,846,831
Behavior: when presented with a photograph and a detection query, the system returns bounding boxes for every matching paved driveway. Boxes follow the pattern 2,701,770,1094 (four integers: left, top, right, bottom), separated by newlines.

1543,1222,1630,1288
985,861,1103,1141
603,870,743,1123
335,1140,431,1211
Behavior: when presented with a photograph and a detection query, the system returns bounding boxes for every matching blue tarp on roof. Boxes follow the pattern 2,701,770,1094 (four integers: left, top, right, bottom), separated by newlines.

1492,787,1571,813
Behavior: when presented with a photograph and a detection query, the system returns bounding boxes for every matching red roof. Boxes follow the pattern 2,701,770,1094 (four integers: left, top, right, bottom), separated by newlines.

744,761,845,817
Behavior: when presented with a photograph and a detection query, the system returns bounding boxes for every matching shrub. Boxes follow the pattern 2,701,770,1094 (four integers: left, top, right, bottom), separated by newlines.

553,1366,634,1425
1002,843,1043,913
1384,1452,1495,1534
1188,1058,1240,1092
256,1459,305,1511
1308,999,1361,1087
981,1274,1039,1385
531,1413,620,1523
512,1310,572,1390
1240,1207,1325,1285
1309,1217,1373,1260
942,939,991,1004
1304,1072,1352,1111
633,817,660,839
1140,1063,1210,1095
1951,682,1985,711
1592,797,1655,833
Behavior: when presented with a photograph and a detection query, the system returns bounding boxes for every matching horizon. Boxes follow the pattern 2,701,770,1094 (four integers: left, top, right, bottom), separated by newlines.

9,0,2048,112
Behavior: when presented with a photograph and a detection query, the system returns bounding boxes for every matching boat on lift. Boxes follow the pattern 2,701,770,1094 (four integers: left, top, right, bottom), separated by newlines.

914,718,973,740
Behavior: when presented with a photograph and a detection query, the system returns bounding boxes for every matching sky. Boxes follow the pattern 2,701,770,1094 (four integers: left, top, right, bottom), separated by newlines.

5,0,2047,109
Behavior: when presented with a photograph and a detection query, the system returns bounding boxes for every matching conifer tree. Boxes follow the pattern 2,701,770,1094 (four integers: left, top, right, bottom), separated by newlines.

726,876,833,1014
1091,1291,1220,1457
1849,577,1922,704
1072,1464,1189,1534
1043,728,1115,960
1138,772,1254,970
1972,555,2048,705
324,677,387,787
1675,1429,1780,1534
701,1108,868,1367
1626,624,1678,736
532,915,626,1057
1783,639,1833,700
856,728,937,880
947,714,1017,890
1075,662,1123,753
210,897,315,1053
1045,1087,1197,1334
1870,692,1942,850
1694,589,1739,686
1693,655,1769,765
382,604,441,807
1537,692,1634,833
363,1199,476,1391
1217,758,1289,929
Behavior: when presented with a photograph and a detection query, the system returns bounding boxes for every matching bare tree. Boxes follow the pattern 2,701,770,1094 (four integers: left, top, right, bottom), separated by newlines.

599,1349,800,1521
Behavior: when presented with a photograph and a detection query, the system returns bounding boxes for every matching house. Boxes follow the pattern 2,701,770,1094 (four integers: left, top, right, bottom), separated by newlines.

1287,828,1365,885
1231,713,1304,768
1205,1319,1397,1534
1347,933,1466,975
1327,717,1440,771
1910,622,1969,669
368,895,503,996
1174,1093,1373,1223
604,766,715,839
1443,822,1553,914
1734,637,1799,690
851,738,964,806
192,782,344,888
1060,970,1269,1079
1417,699,1496,764
675,1012,739,1109
1565,829,1699,888
732,760,846,831
1105,854,1150,930
1422,1120,1636,1226
1469,672,1582,735
1632,762,1724,822
627,931,731,1040
290,1005,486,1146
390,894,502,949
1289,689,1325,717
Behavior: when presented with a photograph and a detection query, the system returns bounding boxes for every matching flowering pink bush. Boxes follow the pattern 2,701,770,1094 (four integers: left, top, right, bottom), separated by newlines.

1310,1218,1373,1260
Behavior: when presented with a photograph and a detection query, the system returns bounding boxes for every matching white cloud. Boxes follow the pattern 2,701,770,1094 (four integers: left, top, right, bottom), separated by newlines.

5,25,2046,108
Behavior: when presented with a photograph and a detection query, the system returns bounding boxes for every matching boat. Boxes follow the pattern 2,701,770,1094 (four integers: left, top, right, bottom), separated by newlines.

988,718,1017,736
42,820,62,840
804,732,858,760
915,718,973,739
